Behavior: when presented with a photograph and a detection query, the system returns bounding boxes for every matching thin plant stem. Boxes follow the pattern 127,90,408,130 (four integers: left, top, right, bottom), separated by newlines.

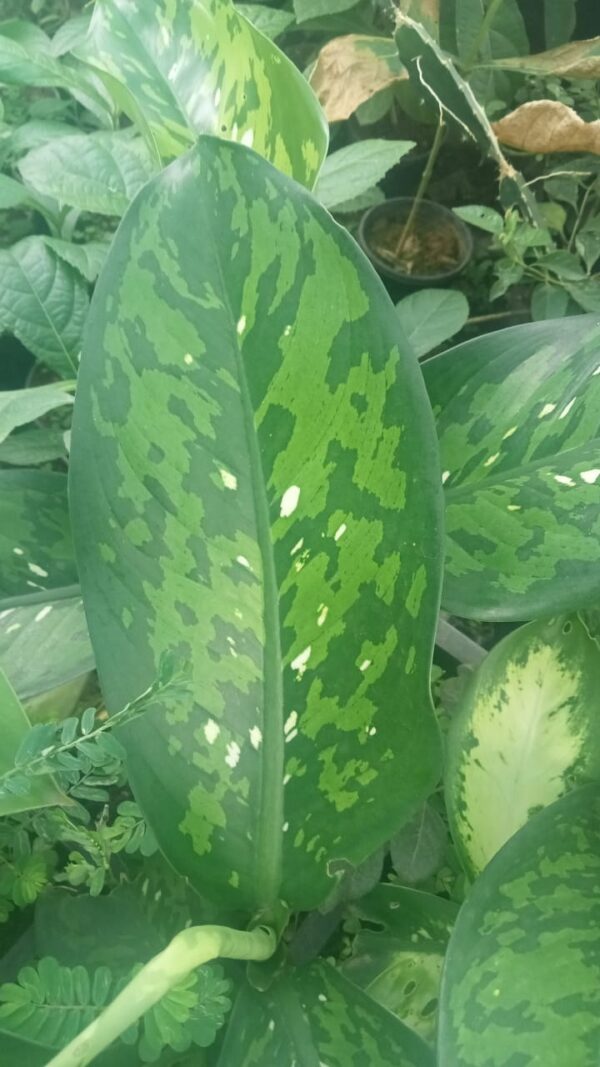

567,180,596,254
0,583,82,612
436,616,487,667
45,925,277,1067
394,119,445,259
466,310,529,324
463,0,507,71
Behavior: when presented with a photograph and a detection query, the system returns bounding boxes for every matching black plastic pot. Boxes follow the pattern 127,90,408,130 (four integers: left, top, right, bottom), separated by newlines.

358,197,473,289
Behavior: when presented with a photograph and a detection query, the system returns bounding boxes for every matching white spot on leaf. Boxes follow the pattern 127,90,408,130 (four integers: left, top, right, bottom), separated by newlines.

241,128,254,148
284,711,298,734
184,353,194,365
581,469,600,484
559,397,576,419
5,623,21,634
219,468,237,490
34,606,53,623
236,315,246,335
484,453,499,467
13,547,24,556
334,523,347,541
539,402,556,418
359,659,372,672
317,605,328,626
204,719,220,744
554,474,576,487
441,470,450,484
236,555,252,571
225,741,241,768
249,726,262,750
290,538,304,556
502,426,517,439
28,563,48,578
280,485,300,518
291,646,311,676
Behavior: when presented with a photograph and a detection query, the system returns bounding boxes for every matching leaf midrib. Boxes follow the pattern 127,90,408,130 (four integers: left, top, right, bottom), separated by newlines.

212,243,284,910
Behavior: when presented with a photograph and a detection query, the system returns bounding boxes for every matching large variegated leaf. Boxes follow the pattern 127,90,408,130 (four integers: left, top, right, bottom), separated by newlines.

81,0,327,186
0,595,93,701
343,884,458,1043
70,136,442,914
438,785,600,1066
0,471,78,599
423,314,600,620
445,615,600,877
217,962,434,1066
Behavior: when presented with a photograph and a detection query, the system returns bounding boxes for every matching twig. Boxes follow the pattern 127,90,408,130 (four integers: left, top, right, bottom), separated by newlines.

395,118,445,259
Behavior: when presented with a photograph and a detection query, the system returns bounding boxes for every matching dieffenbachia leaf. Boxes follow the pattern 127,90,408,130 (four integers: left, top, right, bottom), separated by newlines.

0,670,69,817
0,594,93,701
80,0,327,187
395,15,536,219
343,884,458,1044
0,382,74,445
70,136,443,914
0,428,66,467
0,471,78,600
445,615,600,877
19,131,157,216
438,784,600,1066
422,314,600,620
217,961,434,1066
0,237,88,377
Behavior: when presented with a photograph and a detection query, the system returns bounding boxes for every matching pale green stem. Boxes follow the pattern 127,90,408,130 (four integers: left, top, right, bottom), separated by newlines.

463,0,507,71
45,925,276,1067
394,119,445,258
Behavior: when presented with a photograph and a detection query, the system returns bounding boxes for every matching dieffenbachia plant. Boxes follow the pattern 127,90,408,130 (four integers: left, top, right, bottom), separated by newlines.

63,134,443,1063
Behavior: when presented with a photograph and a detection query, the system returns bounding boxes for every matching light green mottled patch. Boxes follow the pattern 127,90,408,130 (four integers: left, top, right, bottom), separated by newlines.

445,615,600,877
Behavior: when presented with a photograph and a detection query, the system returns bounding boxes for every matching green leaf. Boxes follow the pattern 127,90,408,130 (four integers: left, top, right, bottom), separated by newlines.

0,471,78,599
294,0,359,24
50,13,91,56
0,382,74,445
81,0,327,186
235,4,295,40
485,37,600,79
314,139,415,211
566,278,600,313
70,136,443,914
0,428,66,467
0,670,68,816
446,615,600,877
395,15,535,219
0,18,105,108
0,173,30,209
390,801,447,885
422,313,600,620
0,237,88,377
438,785,600,1066
530,281,569,320
19,132,157,216
396,289,469,358
217,961,434,1066
43,239,111,284
344,884,458,1044
7,119,80,158
452,204,503,234
545,0,576,48
536,249,587,280
0,593,93,702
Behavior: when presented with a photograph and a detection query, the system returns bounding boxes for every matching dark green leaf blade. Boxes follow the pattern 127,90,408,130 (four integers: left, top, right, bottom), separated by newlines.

70,136,443,914
0,471,78,600
438,785,600,1066
423,314,600,620
218,961,434,1066
0,594,93,701
82,0,327,187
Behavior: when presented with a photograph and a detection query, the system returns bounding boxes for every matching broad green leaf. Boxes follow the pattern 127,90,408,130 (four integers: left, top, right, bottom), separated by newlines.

455,0,528,63
293,0,358,24
446,615,600,877
0,471,78,600
438,785,600,1066
218,961,434,1065
545,0,576,49
314,138,415,211
344,884,458,1044
395,289,469,358
422,314,600,620
390,801,447,885
452,204,503,234
0,173,30,209
0,428,66,467
235,4,295,40
530,281,569,321
82,0,327,186
43,239,111,284
6,119,80,158
19,132,157,216
70,136,443,914
567,278,600,313
0,594,93,701
0,382,73,445
50,13,91,56
395,15,535,219
486,36,600,79
0,669,68,816
0,17,104,106
0,237,88,377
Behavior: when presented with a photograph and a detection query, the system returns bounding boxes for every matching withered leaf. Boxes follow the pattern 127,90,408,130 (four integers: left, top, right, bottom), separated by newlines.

492,100,600,155
309,34,406,123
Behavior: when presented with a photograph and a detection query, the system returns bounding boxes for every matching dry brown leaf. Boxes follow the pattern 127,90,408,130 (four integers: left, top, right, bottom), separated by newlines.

492,101,600,156
491,36,600,79
309,35,406,123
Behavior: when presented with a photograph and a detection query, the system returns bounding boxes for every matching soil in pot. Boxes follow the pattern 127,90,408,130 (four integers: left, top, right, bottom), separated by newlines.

369,209,463,277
